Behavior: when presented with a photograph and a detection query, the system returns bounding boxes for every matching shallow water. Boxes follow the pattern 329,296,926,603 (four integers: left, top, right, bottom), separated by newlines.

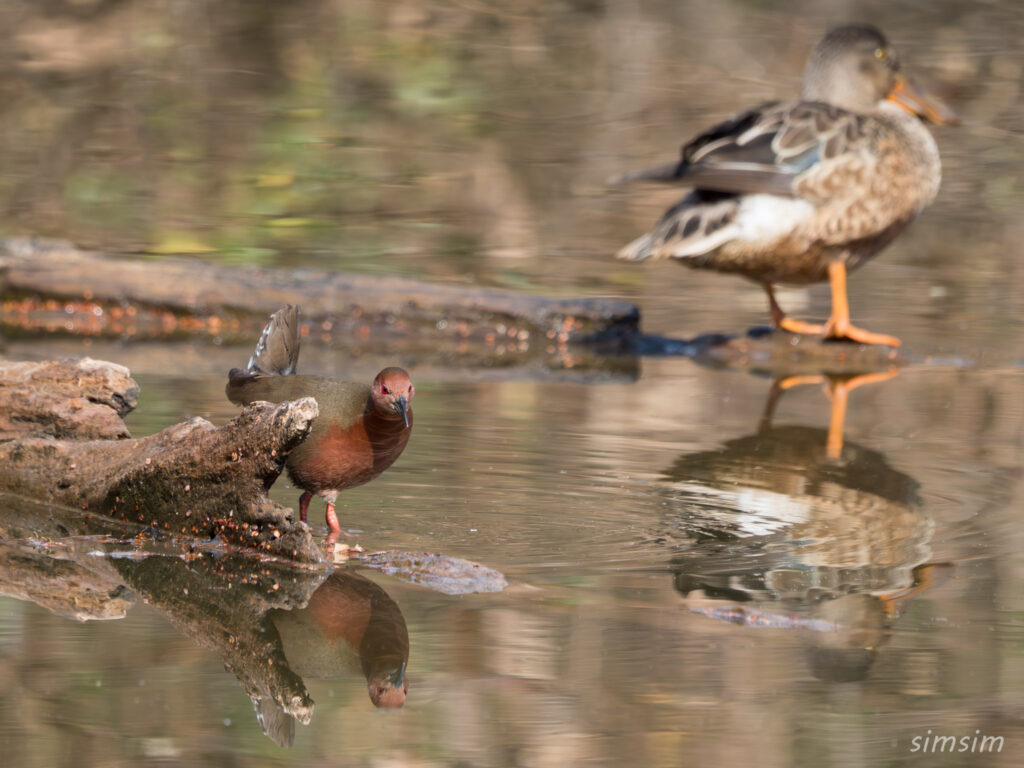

2,2,1024,766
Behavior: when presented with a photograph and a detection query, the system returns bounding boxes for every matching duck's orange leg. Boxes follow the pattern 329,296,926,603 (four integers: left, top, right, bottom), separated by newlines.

763,282,825,335
823,262,901,347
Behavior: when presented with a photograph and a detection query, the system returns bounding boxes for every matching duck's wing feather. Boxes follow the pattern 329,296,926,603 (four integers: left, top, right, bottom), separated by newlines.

616,101,866,198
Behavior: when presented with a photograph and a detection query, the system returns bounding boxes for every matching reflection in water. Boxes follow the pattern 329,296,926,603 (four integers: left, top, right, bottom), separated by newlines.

0,496,415,748
659,376,941,681
261,571,410,746
273,571,409,702
758,368,900,458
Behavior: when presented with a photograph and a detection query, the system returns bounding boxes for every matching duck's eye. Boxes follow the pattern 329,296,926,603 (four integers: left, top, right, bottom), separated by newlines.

874,47,887,61
381,385,390,395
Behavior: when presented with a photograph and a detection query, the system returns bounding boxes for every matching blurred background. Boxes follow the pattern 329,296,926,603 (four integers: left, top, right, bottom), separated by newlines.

0,1,1023,766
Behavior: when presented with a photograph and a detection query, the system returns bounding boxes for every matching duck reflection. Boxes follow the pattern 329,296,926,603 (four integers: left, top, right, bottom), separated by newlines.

760,368,900,459
661,371,944,681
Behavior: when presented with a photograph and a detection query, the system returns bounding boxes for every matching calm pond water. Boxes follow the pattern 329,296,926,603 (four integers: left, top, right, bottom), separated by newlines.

1,1,1024,767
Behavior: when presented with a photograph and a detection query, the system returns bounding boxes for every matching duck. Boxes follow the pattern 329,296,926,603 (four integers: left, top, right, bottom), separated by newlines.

615,24,958,346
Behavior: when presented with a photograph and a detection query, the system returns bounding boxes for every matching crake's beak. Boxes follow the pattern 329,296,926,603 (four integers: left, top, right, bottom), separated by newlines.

887,74,960,125
396,395,410,428
388,662,406,690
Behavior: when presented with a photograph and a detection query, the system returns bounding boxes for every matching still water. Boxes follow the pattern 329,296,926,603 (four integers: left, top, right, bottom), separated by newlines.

1,1,1024,766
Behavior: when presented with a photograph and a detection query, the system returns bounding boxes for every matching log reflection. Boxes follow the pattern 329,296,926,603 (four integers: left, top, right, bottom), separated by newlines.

0,495,417,747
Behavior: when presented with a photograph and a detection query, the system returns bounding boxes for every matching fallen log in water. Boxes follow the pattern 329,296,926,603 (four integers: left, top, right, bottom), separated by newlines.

0,238,640,355
0,358,323,563
0,239,908,376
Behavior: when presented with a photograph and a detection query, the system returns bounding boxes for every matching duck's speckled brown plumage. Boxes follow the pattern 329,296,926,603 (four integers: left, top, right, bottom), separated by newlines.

616,25,957,346
226,305,414,533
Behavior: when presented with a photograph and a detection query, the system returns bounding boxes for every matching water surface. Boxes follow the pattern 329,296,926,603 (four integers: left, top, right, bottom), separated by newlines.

1,1,1023,766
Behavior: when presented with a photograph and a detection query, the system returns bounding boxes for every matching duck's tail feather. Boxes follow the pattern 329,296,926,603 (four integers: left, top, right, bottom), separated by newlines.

616,193,740,262
607,161,684,186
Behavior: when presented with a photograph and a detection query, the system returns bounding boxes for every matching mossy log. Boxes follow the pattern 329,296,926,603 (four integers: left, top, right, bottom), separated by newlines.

0,238,640,349
0,358,323,563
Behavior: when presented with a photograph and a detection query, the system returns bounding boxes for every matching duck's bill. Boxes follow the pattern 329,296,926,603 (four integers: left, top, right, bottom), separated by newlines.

887,75,960,125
